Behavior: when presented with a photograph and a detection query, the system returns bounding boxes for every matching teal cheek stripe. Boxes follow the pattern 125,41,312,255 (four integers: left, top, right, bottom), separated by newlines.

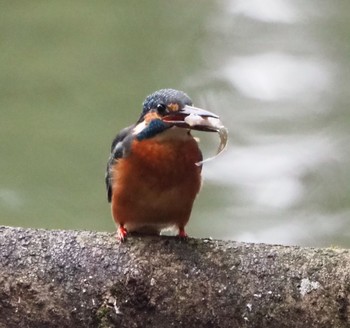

136,119,168,141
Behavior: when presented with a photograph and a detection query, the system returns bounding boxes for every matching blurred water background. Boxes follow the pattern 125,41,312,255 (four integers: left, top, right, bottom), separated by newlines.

1,1,350,247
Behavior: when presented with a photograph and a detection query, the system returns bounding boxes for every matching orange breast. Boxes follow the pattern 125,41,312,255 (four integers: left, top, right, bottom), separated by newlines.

111,136,202,232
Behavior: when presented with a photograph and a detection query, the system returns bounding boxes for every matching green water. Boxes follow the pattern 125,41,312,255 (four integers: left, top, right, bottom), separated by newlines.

1,1,350,247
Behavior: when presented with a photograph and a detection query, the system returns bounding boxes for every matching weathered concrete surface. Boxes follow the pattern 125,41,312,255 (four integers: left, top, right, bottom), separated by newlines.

0,225,349,328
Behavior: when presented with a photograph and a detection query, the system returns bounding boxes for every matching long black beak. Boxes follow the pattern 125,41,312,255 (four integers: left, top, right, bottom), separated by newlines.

178,105,219,119
162,105,220,132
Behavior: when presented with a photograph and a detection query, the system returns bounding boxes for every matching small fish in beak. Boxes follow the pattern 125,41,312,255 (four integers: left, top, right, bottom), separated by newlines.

162,105,228,165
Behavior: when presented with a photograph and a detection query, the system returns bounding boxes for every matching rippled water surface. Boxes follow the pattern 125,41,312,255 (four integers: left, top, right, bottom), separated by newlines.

1,1,350,247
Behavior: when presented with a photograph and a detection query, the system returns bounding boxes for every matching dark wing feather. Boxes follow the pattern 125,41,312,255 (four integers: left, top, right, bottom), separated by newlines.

105,125,135,202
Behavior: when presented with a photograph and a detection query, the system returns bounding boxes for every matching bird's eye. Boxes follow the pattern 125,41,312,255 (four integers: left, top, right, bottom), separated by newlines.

157,103,167,114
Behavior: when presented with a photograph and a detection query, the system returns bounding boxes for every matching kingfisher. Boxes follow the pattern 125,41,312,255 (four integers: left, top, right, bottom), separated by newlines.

105,89,220,241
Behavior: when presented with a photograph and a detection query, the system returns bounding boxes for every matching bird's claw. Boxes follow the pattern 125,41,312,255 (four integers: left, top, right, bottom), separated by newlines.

177,228,188,239
117,226,128,242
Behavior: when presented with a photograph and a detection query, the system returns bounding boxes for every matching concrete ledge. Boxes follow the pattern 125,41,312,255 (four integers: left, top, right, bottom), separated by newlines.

0,225,349,327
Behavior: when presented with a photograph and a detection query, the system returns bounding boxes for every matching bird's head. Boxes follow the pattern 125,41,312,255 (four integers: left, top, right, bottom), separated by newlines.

134,89,219,141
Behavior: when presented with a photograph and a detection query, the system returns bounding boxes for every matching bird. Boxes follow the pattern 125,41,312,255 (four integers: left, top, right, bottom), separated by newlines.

105,89,220,241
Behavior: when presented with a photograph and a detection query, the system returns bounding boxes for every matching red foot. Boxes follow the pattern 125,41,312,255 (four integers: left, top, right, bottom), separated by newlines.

116,225,128,242
177,228,188,239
